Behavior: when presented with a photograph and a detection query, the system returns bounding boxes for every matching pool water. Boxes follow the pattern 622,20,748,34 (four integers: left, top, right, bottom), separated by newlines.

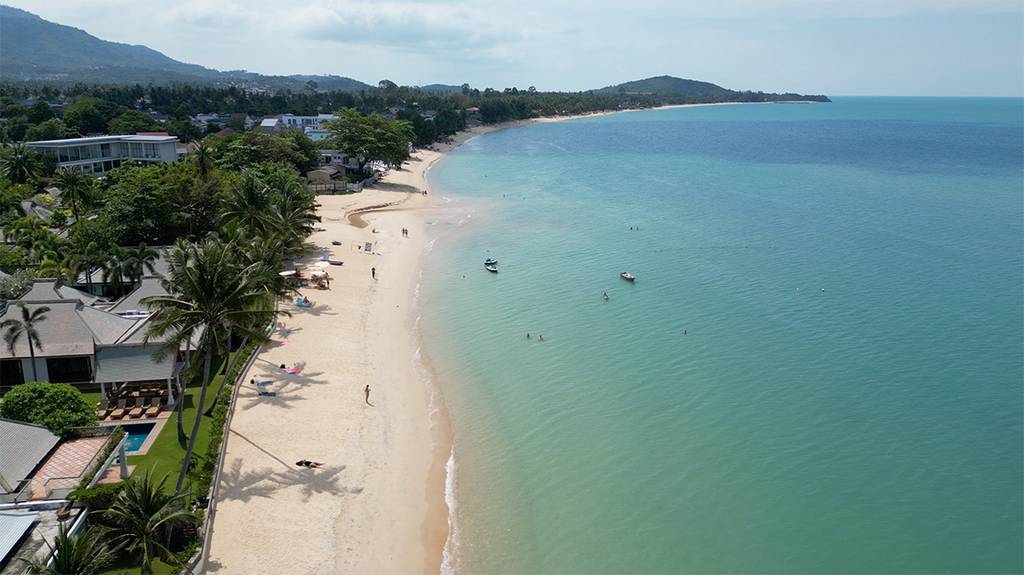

122,422,156,453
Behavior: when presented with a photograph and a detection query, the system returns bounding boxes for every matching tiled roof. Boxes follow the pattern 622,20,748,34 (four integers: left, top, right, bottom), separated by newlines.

0,302,94,359
0,419,59,494
108,278,168,313
19,281,102,306
93,345,175,383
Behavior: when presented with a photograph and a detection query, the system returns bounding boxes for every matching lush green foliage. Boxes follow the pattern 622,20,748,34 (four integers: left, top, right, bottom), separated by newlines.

70,481,126,512
326,108,414,171
0,381,96,436
23,523,116,575
0,268,33,299
104,472,198,574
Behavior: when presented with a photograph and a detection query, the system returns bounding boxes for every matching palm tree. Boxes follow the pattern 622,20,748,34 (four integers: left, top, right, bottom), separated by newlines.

193,138,211,180
124,242,160,287
102,246,129,298
104,472,197,574
23,524,115,575
1,303,49,381
219,174,274,235
38,251,82,284
53,167,93,226
142,237,270,494
0,142,40,184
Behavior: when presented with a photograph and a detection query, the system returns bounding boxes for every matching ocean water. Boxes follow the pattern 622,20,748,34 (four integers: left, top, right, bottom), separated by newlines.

419,98,1024,574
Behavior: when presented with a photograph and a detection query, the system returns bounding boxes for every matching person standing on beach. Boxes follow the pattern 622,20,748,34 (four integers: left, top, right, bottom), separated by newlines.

371,267,376,280
364,384,371,405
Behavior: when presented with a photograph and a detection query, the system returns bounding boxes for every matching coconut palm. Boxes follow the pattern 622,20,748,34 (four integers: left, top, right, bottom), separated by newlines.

52,167,93,226
124,242,160,287
0,142,40,184
1,302,49,381
142,237,270,494
102,246,129,298
193,138,211,180
104,472,197,574
38,250,82,284
219,174,274,235
22,523,115,575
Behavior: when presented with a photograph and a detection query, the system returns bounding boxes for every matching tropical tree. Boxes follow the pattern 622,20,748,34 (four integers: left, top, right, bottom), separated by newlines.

1,302,49,381
102,246,129,298
142,238,271,493
220,174,274,235
124,242,160,286
0,142,40,184
53,167,93,225
193,138,211,180
22,523,115,575
104,472,197,574
38,250,82,284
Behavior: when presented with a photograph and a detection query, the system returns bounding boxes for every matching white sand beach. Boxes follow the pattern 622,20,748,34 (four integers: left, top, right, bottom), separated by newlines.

206,150,450,574
206,102,754,574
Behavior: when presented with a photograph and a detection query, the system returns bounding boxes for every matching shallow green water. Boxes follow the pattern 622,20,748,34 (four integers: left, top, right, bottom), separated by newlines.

421,98,1024,574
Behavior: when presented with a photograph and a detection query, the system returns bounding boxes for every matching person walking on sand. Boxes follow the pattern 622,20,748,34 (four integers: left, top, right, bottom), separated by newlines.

364,384,371,404
371,267,376,280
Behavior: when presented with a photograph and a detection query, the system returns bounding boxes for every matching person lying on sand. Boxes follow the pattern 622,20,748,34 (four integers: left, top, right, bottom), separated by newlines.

295,459,323,468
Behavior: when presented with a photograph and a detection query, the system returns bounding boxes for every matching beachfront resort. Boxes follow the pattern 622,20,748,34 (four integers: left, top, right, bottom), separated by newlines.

0,95,434,573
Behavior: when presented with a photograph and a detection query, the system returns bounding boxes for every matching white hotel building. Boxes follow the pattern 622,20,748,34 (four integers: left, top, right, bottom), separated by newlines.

27,134,181,176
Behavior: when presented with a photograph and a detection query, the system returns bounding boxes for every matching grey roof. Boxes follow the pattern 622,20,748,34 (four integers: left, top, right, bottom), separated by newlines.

19,281,102,306
93,345,175,384
26,134,178,146
0,302,94,359
0,511,38,565
78,306,137,344
0,419,59,494
108,278,168,313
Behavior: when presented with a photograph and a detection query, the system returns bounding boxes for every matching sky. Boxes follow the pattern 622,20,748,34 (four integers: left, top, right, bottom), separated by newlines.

5,0,1024,96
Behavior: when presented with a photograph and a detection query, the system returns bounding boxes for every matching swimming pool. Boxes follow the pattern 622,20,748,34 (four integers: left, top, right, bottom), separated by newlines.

121,422,156,453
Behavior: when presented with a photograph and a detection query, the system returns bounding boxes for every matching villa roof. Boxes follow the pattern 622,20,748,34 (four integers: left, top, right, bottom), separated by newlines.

0,302,95,359
259,118,281,127
0,419,59,494
78,305,137,344
26,135,178,146
108,277,168,314
93,345,175,384
19,280,102,306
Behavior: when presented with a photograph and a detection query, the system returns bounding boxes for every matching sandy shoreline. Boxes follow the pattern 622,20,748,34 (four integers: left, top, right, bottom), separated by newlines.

207,150,450,574
206,100,779,574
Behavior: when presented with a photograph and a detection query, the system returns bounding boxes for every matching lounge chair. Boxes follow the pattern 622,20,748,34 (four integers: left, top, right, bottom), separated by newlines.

127,398,145,419
144,397,161,418
108,399,128,420
95,398,110,419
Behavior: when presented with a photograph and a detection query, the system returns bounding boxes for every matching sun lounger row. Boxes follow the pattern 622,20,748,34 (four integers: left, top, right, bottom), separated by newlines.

97,396,163,420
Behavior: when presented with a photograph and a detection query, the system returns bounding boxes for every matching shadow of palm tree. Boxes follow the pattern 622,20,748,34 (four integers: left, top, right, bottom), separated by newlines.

268,464,352,502
238,389,308,411
217,459,280,502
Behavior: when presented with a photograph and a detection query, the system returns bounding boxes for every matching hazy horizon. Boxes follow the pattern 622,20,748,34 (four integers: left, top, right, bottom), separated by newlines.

2,0,1023,96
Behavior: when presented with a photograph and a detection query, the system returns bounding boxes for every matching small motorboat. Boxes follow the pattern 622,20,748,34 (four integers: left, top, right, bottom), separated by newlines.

485,263,499,273
484,258,498,266
620,272,636,282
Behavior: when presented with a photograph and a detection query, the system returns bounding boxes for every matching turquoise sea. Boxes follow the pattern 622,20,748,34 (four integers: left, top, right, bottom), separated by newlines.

420,98,1024,574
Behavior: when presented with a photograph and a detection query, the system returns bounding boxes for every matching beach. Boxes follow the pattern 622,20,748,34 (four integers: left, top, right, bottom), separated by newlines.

206,149,450,574
204,102,813,575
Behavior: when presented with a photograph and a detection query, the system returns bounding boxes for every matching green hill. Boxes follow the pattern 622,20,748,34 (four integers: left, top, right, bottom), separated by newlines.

0,5,372,91
598,75,830,102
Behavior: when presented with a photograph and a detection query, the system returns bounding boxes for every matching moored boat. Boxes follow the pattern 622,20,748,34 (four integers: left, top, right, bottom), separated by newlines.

484,258,498,266
620,272,636,282
485,263,499,273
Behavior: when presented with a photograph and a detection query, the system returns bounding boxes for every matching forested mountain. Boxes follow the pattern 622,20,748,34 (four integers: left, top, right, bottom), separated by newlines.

0,5,372,91
598,75,830,102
